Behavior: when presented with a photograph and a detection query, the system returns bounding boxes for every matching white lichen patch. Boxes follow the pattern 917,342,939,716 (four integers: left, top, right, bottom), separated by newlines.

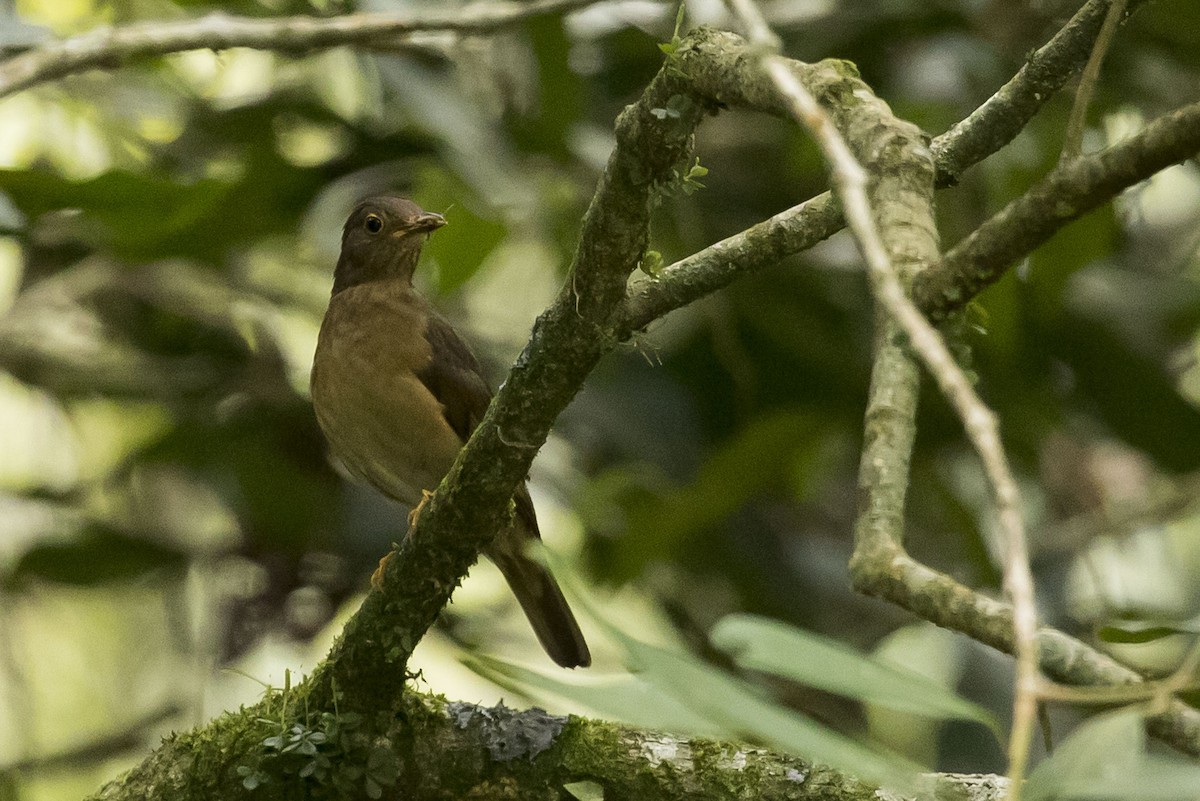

710,747,757,773
638,736,693,771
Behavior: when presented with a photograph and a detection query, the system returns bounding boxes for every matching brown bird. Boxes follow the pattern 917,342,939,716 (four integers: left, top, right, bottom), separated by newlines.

311,196,590,669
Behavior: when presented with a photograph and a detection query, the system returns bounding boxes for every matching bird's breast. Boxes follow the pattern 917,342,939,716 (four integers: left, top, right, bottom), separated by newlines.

311,284,464,506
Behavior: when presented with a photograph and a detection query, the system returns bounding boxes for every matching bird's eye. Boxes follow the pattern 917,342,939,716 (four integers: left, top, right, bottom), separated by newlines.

364,214,383,234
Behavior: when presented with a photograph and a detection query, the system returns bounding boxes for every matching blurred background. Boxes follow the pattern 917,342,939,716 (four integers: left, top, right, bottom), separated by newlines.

0,0,1198,797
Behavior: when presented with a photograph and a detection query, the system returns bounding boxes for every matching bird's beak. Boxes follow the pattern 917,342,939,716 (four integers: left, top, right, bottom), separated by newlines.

403,212,447,235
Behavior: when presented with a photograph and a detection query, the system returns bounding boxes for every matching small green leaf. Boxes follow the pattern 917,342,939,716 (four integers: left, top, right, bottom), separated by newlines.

671,3,686,43
657,4,687,60
639,250,665,278
564,780,605,801
1021,709,1200,801
1098,619,1200,644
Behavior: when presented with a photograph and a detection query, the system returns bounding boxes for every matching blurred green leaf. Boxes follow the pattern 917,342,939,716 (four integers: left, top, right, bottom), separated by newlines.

414,167,507,295
1026,709,1142,801
0,169,233,261
7,524,187,589
610,409,832,580
465,655,721,737
623,636,922,791
1026,708,1200,801
540,553,923,790
1097,619,1200,644
710,615,998,733
563,780,605,801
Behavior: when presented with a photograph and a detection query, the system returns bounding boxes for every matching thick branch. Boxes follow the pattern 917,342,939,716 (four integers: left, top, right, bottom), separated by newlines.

92,692,1008,801
0,0,603,99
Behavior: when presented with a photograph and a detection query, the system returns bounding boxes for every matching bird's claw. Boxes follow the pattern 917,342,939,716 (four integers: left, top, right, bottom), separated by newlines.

372,490,435,592
408,488,434,528
370,552,392,591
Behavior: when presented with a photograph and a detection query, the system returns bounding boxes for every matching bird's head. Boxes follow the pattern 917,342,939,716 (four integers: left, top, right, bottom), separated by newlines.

332,196,446,294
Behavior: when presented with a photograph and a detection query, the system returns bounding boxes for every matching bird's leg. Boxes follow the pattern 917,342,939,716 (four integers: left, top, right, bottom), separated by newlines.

371,489,436,591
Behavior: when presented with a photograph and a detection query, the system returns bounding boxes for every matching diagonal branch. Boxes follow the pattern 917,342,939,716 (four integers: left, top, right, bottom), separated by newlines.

934,0,1144,184
303,28,709,712
0,0,605,99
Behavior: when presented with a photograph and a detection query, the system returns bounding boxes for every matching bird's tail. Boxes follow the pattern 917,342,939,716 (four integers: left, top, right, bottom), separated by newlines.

488,533,591,669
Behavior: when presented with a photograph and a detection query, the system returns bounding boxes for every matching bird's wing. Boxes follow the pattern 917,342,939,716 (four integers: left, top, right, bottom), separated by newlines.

415,311,493,442
416,310,542,540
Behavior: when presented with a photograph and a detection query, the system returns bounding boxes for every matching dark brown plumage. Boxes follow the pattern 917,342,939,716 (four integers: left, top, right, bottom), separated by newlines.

311,196,590,669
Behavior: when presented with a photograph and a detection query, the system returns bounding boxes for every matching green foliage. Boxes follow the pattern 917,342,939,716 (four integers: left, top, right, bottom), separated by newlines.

236,673,399,799
658,3,688,58
710,614,998,732
638,249,665,278
584,409,844,580
1025,709,1200,801
470,560,938,792
414,167,508,295
1097,617,1200,644
6,524,188,589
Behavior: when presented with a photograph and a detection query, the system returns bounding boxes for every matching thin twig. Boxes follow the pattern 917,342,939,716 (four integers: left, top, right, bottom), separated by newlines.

1035,637,1200,708
0,0,604,99
1061,0,1129,161
723,1,1040,796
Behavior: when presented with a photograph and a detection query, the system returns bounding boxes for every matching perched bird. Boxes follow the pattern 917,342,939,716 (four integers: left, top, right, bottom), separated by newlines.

311,196,590,669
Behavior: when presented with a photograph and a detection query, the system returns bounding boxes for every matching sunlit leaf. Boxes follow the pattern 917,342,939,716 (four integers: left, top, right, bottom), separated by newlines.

622,636,922,791
542,553,922,791
6,524,187,589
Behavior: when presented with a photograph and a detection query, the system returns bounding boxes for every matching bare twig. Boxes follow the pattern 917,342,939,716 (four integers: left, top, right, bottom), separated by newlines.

0,0,605,99
1061,0,1129,161
723,1,1040,795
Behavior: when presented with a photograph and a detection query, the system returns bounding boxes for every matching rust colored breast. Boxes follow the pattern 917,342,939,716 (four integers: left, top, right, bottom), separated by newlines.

311,282,465,505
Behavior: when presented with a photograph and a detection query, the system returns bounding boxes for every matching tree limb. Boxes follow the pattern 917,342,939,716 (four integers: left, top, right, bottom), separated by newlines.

93,692,1011,801
302,21,709,714
0,0,606,99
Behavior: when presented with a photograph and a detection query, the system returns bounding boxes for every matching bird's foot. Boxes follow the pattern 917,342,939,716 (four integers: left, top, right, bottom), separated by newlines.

371,490,436,591
408,488,435,528
370,552,392,592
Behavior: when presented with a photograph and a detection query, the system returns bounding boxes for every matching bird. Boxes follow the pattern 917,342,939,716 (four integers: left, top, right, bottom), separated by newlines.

310,195,591,669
